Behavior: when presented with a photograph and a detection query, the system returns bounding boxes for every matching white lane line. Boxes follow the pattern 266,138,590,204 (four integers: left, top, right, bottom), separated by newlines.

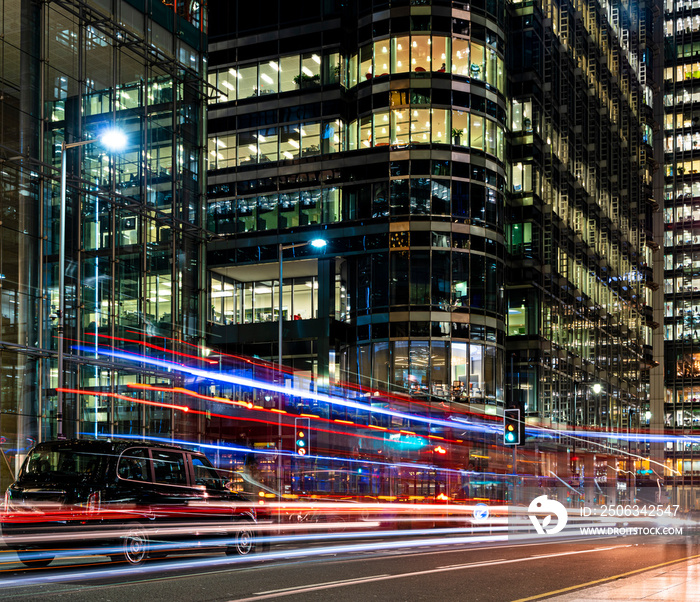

527,544,630,559
255,575,391,595
438,559,505,569
229,544,627,602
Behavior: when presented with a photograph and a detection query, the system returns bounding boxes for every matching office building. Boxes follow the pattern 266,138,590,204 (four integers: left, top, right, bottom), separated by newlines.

205,0,658,458
0,0,208,483
662,0,700,508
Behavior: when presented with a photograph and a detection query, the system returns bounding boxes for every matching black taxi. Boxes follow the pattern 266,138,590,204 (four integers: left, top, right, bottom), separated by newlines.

1,439,260,567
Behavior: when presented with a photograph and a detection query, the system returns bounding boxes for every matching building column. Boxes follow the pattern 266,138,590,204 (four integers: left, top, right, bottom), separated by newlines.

316,257,334,388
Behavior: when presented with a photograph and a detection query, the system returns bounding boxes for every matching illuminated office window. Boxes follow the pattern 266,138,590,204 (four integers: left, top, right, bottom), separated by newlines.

374,41,390,77
431,108,449,143
391,109,409,146
258,61,279,95
410,108,431,143
238,64,257,98
452,110,469,146
392,36,410,74
452,38,470,76
360,116,372,148
432,36,449,72
411,36,431,72
360,45,372,80
471,114,484,150
279,55,299,92
257,128,278,163
374,111,391,146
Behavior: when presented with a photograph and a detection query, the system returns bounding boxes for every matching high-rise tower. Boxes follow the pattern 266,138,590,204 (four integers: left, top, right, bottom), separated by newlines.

206,0,656,447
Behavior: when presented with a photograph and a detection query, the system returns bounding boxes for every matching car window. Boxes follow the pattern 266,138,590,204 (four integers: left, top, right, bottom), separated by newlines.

152,450,187,485
192,456,225,490
118,448,150,481
23,446,105,481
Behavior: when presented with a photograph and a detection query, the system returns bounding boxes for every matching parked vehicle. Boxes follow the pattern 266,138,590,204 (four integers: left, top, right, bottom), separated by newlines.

1,439,260,567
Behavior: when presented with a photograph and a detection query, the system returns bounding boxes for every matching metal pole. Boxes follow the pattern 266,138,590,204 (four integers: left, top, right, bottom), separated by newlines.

57,143,67,440
278,242,283,368
573,380,577,488
56,138,101,440
277,242,283,513
512,445,517,505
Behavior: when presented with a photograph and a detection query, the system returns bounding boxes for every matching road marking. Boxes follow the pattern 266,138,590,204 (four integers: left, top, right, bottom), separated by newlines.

229,545,627,601
510,553,700,602
526,546,631,560
256,575,391,595
439,559,505,569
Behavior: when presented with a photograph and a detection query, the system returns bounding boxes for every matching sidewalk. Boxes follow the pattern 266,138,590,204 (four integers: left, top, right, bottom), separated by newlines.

544,557,700,601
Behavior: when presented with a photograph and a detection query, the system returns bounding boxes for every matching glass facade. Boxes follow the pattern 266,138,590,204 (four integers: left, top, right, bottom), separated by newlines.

211,272,347,324
664,0,700,506
206,2,509,410
206,0,656,440
0,0,207,483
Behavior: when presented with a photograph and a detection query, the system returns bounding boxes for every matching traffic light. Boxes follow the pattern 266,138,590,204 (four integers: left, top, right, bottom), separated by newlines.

503,408,522,445
294,417,310,456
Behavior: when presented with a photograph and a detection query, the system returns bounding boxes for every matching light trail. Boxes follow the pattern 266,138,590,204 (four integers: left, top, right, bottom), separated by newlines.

0,523,498,553
0,532,640,589
77,344,700,447
72,346,501,437
98,432,492,478
125,383,465,445
84,332,218,365
57,387,189,412
0,533,512,586
67,391,429,458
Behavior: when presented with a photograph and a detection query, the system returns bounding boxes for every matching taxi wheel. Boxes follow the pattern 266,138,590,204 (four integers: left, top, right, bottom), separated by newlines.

120,523,150,565
226,522,255,556
16,549,54,568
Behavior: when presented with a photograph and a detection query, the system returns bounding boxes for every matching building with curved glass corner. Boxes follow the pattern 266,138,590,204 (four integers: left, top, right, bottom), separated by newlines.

206,0,659,453
0,0,208,485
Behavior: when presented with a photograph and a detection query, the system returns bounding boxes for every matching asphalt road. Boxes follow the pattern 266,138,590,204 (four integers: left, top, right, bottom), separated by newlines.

0,535,698,601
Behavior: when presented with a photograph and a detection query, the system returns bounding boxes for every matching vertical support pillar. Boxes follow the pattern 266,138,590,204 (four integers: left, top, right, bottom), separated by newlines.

316,257,334,388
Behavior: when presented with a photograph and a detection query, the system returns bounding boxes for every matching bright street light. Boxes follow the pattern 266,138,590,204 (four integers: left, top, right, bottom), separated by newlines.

277,237,328,367
309,238,327,249
99,128,129,152
57,127,127,439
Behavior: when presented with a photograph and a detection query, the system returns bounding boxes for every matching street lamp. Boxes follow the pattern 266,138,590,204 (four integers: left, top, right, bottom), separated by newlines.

275,237,326,501
57,128,127,439
277,237,327,368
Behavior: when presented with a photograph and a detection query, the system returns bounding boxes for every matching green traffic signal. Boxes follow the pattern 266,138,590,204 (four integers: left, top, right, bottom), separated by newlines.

294,418,311,456
503,408,522,445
